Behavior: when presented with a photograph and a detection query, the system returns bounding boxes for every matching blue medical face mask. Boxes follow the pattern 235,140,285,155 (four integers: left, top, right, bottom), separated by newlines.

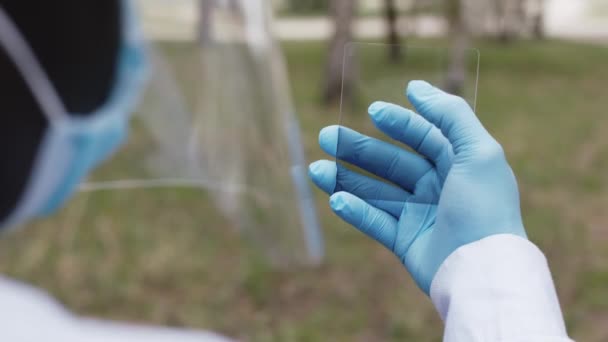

0,0,149,230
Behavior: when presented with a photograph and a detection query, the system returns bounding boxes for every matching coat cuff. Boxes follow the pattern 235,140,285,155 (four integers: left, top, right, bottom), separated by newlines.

430,234,573,342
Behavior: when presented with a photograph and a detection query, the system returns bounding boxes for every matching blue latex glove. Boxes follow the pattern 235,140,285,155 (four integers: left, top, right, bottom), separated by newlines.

309,80,527,294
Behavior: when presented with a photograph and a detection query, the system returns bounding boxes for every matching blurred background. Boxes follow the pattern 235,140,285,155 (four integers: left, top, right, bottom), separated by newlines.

1,0,607,341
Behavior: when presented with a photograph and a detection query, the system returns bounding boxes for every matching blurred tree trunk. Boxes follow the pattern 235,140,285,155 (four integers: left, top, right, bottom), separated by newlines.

322,0,356,106
199,0,241,44
495,0,509,42
495,0,525,43
199,0,213,44
385,0,402,62
531,0,545,39
445,0,468,95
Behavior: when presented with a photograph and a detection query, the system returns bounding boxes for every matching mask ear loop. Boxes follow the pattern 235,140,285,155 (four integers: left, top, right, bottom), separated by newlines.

0,5,67,122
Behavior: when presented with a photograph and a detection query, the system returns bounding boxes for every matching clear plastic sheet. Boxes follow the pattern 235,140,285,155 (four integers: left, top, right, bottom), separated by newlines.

72,0,324,266
336,43,479,204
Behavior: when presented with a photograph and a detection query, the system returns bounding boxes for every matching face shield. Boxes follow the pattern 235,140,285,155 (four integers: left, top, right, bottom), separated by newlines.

87,0,325,266
0,0,324,267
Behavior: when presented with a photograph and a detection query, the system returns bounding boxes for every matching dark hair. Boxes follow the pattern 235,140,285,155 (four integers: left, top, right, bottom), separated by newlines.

0,0,120,223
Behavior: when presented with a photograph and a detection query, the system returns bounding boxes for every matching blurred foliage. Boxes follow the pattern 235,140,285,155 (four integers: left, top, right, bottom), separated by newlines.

0,38,607,341
282,0,329,16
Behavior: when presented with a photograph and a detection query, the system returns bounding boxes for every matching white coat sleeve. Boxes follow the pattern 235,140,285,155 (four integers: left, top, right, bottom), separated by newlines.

0,276,232,342
430,234,574,342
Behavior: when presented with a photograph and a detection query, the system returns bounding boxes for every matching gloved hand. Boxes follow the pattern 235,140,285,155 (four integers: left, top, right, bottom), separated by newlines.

308,80,527,294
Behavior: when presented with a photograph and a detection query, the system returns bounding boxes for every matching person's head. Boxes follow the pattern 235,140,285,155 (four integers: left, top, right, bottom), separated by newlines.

0,0,148,230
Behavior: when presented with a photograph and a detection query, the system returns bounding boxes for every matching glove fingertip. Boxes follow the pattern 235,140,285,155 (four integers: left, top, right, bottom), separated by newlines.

406,80,441,104
329,192,351,214
368,101,389,118
407,80,433,93
308,160,337,194
319,125,339,156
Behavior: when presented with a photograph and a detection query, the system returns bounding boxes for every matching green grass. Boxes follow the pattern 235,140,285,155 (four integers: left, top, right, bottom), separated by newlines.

1,39,608,341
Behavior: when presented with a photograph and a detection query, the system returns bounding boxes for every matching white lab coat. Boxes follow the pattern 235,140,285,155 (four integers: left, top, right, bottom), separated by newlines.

431,234,573,341
0,276,231,341
0,234,572,341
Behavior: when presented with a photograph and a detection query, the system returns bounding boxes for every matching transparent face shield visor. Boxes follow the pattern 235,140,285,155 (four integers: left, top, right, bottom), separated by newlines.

1,1,323,267
336,43,479,206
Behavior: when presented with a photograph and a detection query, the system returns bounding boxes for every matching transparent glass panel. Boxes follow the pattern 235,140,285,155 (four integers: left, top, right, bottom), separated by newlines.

336,43,479,204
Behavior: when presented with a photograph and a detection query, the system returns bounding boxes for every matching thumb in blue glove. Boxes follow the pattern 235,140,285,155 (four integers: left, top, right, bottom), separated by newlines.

309,80,526,294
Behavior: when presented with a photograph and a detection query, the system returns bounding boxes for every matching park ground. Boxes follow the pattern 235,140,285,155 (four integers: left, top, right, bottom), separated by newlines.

139,0,608,43
1,39,608,341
